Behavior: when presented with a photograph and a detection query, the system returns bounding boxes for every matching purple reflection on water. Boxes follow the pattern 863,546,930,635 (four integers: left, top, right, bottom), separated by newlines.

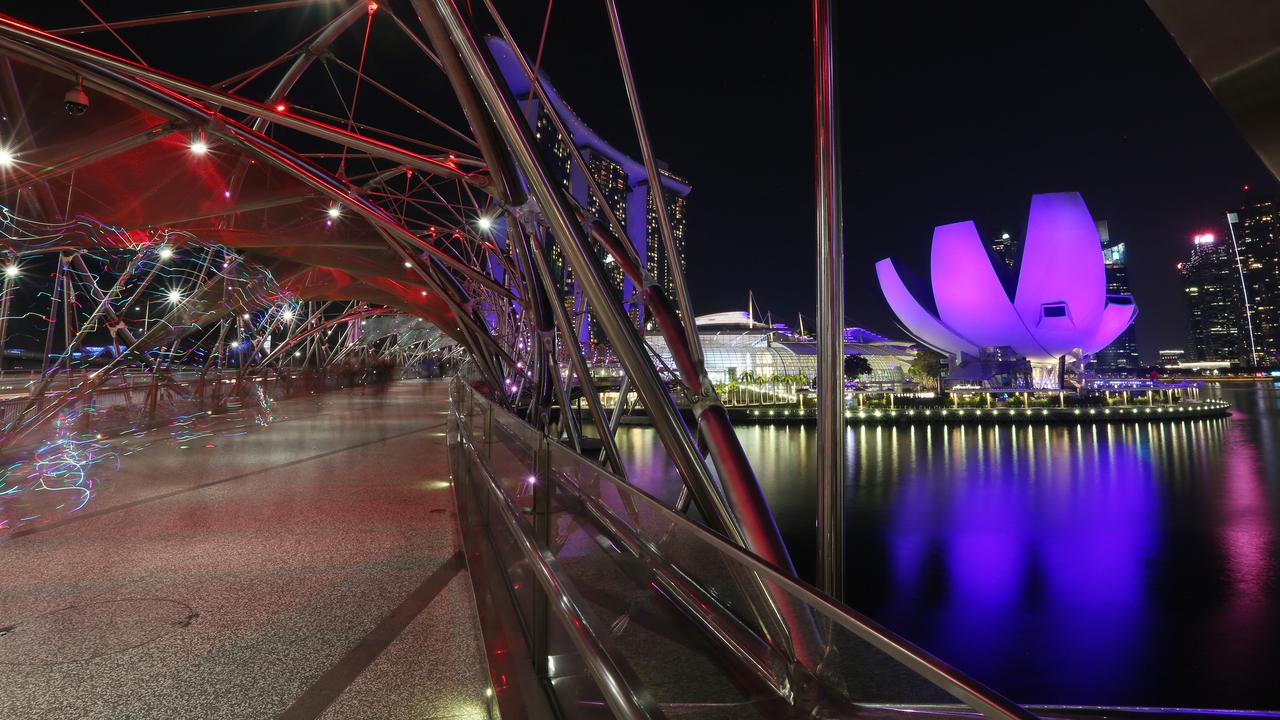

1206,396,1275,689
617,383,1280,708
878,423,1159,699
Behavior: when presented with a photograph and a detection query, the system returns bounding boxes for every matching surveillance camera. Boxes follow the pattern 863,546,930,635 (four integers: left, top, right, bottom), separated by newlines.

64,85,89,116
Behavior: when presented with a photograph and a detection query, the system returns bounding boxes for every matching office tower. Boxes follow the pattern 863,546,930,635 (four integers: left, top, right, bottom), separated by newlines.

1094,221,1141,369
1225,199,1280,365
988,230,1018,270
1180,232,1250,363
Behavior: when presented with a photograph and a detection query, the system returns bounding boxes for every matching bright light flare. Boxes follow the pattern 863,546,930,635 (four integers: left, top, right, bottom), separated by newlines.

166,289,184,303
0,147,14,168
281,308,296,321
189,139,208,155
327,204,342,219
158,246,174,260
4,264,19,278
476,215,493,231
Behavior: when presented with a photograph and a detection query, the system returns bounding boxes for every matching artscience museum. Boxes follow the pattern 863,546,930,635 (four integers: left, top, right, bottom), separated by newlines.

876,192,1138,389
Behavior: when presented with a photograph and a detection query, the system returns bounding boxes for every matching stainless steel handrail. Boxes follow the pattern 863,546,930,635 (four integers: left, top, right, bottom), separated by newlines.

455,416,662,720
452,377,1038,720
549,442,1036,720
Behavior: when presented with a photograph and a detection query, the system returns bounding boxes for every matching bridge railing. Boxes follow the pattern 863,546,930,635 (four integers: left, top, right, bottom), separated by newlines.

448,375,1037,720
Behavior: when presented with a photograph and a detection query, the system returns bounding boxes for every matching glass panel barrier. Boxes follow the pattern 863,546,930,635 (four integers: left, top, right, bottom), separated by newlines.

450,376,1035,720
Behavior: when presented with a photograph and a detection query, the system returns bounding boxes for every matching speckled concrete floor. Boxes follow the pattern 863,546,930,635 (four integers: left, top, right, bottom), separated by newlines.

0,381,490,720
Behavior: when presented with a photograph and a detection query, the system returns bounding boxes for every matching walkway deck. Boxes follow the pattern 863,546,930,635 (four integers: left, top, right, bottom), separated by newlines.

0,381,489,720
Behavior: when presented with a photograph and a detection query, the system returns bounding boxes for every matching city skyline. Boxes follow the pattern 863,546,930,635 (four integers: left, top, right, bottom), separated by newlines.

14,2,1273,363
489,1,1279,363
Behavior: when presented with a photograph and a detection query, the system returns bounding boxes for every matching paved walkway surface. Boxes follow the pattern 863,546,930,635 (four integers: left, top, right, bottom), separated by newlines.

0,381,490,720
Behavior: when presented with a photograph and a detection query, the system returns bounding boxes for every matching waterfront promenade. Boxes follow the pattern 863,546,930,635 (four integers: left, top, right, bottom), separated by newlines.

0,382,488,720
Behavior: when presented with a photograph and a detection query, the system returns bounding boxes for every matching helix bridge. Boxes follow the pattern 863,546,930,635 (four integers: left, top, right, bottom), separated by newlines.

0,3,1273,719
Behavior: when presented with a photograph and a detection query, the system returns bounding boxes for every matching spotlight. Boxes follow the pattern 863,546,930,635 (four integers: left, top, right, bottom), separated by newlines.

166,289,184,303
281,308,295,321
327,204,342,219
64,79,89,116
158,247,173,260
189,130,208,155
476,215,493,231
4,264,19,278
0,147,13,168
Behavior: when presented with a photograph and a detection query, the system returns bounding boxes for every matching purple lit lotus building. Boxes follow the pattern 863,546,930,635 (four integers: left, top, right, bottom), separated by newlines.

876,192,1138,389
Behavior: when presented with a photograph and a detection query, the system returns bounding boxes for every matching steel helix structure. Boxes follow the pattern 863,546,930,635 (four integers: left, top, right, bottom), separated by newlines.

0,1,793,570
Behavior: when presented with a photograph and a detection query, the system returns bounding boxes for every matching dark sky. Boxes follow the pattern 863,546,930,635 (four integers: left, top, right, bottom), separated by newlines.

21,1,1278,362
498,0,1279,362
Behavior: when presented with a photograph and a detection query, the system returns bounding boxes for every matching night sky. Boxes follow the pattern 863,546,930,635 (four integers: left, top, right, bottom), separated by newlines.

21,1,1279,362
497,0,1278,362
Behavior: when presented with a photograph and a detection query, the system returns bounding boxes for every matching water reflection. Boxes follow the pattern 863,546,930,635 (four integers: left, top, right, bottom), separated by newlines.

617,383,1280,708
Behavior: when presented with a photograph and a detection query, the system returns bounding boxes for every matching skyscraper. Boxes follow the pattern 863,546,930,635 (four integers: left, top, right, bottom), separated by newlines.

988,230,1018,270
646,173,689,309
1180,232,1249,363
1224,198,1280,365
1094,221,1141,369
498,39,691,344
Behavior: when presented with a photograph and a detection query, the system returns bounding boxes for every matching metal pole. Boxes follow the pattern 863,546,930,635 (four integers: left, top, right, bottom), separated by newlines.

604,0,701,356
1225,212,1258,366
814,0,846,600
0,272,12,377
421,0,735,538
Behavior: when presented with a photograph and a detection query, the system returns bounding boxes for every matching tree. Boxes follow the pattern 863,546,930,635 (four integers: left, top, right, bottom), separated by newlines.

908,348,947,391
843,354,872,381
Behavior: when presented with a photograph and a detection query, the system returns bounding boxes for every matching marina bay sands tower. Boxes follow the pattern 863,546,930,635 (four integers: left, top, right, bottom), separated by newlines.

488,38,690,342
